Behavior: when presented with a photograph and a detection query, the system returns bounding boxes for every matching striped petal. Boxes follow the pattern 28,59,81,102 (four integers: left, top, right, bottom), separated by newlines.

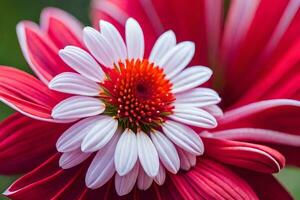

51,96,105,120
81,116,118,152
114,129,138,176
171,66,212,93
150,130,180,174
85,132,120,189
59,46,105,82
137,131,159,177
126,18,144,59
162,120,204,155
49,72,100,96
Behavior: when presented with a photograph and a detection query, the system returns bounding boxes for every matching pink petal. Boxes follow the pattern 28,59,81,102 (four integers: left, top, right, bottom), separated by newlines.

0,66,70,122
40,7,84,49
16,21,72,84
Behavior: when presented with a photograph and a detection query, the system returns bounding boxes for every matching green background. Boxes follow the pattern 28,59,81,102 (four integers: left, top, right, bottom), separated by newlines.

0,0,299,199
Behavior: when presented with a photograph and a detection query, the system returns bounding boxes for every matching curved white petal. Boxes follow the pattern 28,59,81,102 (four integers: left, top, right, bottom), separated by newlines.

59,46,105,82
114,129,138,176
137,131,159,177
85,132,120,189
157,42,195,79
52,96,105,120
137,166,153,190
162,120,204,155
126,18,144,59
171,105,217,128
115,162,139,196
81,116,118,152
154,164,166,185
174,88,221,107
49,72,100,96
83,27,116,68
59,149,91,169
99,20,127,62
177,148,196,171
149,30,176,64
203,105,224,117
150,130,180,174
56,116,101,152
171,66,212,93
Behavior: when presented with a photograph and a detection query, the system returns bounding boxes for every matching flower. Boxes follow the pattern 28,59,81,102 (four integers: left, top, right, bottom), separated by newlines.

47,17,219,195
0,1,299,200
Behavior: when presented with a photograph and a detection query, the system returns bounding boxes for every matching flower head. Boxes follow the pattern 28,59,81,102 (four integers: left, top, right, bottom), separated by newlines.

0,1,299,200
47,18,220,195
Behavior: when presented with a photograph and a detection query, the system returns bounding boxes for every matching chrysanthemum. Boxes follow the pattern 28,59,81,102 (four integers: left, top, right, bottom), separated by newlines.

0,1,300,199
45,17,219,194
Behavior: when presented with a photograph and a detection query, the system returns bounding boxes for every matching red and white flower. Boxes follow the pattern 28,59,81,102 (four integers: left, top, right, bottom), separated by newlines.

0,0,299,199
47,18,220,195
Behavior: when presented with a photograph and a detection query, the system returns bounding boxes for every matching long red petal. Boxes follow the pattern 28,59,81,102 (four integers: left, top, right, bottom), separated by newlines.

202,137,285,173
0,66,71,122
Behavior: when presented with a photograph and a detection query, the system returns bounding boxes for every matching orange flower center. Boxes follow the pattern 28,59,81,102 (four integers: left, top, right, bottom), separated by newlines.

100,59,175,132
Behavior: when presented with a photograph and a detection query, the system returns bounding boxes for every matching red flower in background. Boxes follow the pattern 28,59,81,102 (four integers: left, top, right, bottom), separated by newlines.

0,0,299,199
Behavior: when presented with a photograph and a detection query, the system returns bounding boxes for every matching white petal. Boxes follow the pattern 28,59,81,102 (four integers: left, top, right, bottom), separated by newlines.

99,20,127,62
174,88,221,107
59,149,91,169
154,164,166,185
114,129,138,176
59,46,105,82
137,131,159,177
177,148,196,171
83,27,116,68
171,66,212,93
56,116,101,152
203,105,224,117
150,130,180,174
162,120,204,155
126,18,144,59
52,96,105,120
137,166,153,190
157,42,195,79
171,105,217,128
115,162,139,196
85,132,120,189
49,72,100,96
149,30,176,64
81,116,118,152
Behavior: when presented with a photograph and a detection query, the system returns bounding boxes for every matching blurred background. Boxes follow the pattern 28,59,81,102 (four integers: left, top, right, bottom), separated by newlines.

0,0,299,199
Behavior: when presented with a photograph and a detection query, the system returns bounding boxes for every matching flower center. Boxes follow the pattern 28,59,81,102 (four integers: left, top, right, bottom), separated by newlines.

100,59,175,133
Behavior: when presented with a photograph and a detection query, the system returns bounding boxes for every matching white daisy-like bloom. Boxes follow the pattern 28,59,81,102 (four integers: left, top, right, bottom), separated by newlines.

49,18,221,196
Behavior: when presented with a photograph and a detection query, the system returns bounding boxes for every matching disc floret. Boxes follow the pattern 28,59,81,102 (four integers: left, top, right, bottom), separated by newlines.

100,59,175,133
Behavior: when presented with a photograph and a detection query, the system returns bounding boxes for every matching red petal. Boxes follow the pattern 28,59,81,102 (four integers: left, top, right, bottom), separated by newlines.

91,0,223,66
172,159,258,200
4,154,88,200
0,113,70,174
0,66,71,122
237,169,293,200
218,99,300,133
203,137,285,173
224,0,300,105
16,21,73,84
40,7,84,49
